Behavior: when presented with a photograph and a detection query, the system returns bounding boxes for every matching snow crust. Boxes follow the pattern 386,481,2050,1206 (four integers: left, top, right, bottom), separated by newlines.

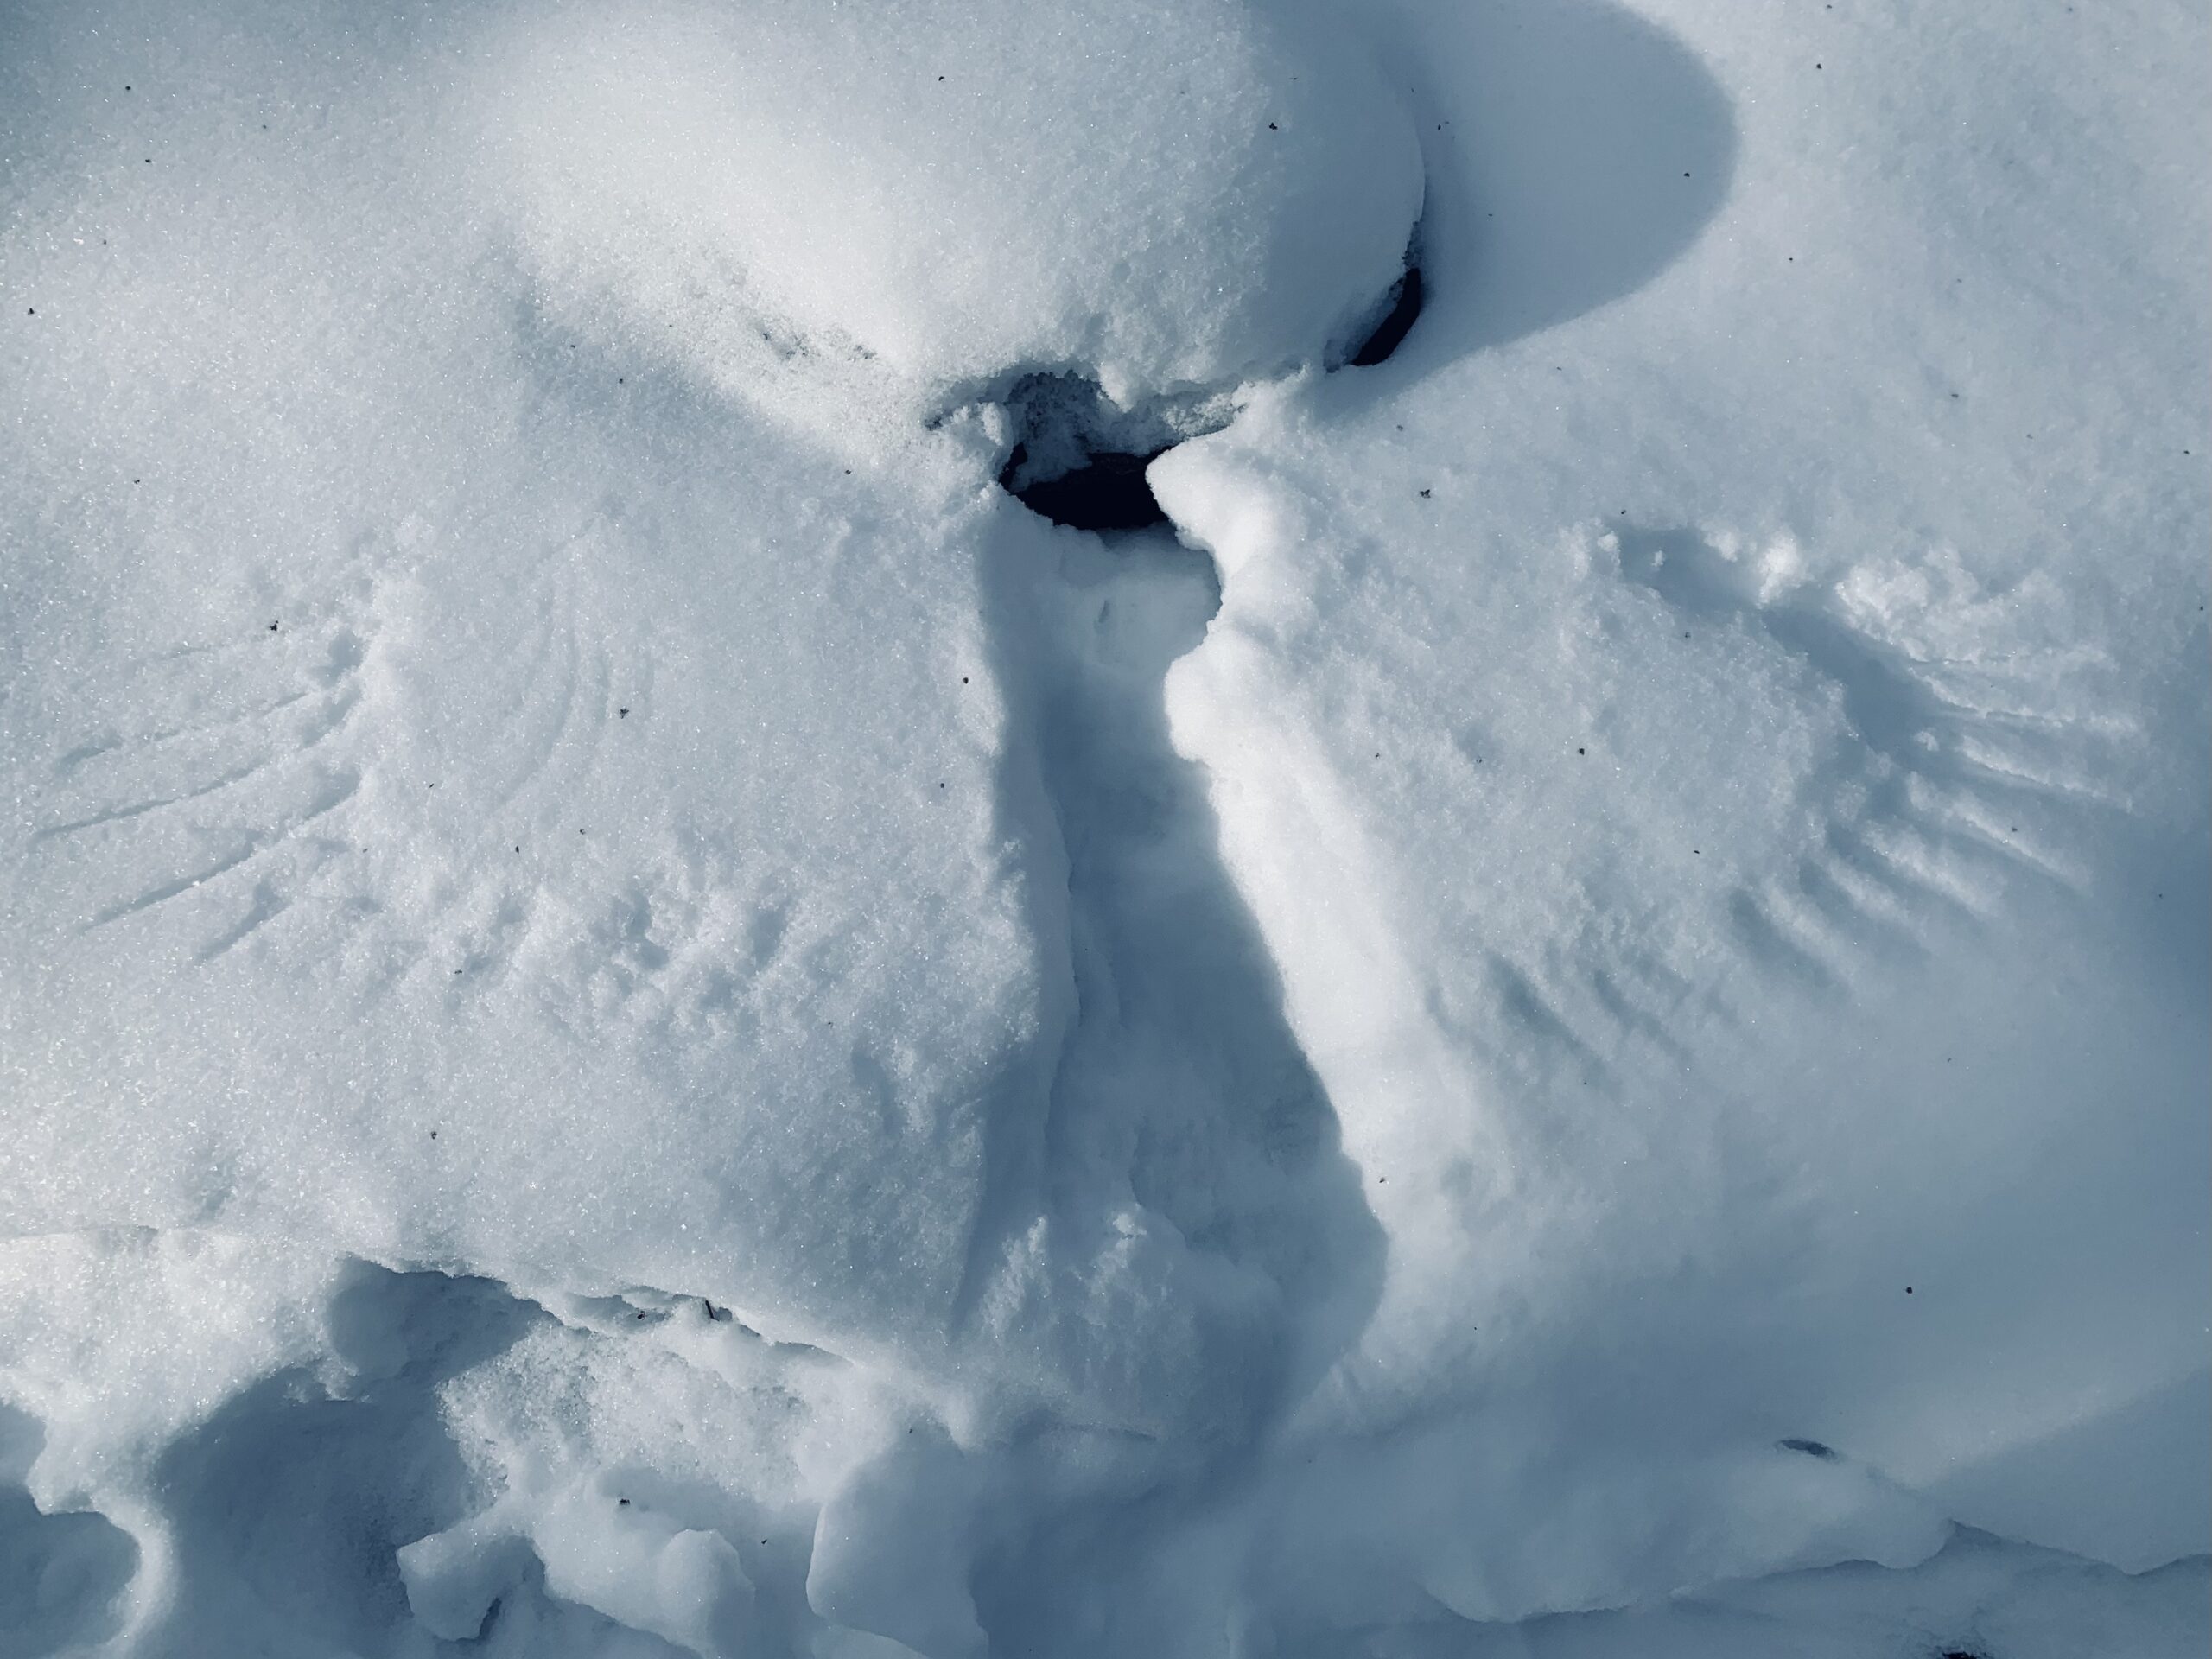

1,0,2205,1655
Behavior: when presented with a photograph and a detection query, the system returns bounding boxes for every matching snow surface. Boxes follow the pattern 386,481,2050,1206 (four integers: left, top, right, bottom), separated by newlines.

1,0,2205,1656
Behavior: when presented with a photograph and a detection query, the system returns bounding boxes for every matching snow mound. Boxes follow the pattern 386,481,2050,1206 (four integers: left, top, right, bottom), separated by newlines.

474,0,1423,445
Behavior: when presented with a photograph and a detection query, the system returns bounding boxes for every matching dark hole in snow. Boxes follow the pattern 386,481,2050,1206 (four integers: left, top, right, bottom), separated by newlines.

1346,264,1424,367
1001,442,1169,533
988,370,1192,532
1777,1437,1837,1460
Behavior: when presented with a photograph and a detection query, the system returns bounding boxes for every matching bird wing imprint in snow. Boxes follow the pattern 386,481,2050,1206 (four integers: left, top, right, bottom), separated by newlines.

22,510,647,996
1615,526,2126,987
1418,522,2139,1093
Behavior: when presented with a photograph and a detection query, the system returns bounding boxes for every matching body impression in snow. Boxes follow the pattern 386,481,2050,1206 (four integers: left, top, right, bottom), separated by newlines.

25,0,2201,1655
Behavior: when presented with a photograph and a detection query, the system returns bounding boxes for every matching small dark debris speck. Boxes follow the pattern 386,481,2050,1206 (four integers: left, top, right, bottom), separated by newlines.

1777,1437,1837,1460
1268,122,1278,130
618,707,629,717
1419,488,1431,499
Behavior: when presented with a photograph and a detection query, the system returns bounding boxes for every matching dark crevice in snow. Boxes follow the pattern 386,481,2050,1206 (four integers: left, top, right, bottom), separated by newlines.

1000,442,1170,532
1344,263,1424,367
988,370,1213,532
1328,217,1426,371
989,232,1430,529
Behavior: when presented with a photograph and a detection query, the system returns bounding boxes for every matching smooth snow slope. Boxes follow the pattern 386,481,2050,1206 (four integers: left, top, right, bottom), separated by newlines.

1,0,2205,1656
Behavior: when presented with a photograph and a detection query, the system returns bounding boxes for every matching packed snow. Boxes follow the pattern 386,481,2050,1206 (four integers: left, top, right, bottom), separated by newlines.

1,1,2204,1656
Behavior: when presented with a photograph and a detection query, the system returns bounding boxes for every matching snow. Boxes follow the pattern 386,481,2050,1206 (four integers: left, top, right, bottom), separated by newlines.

473,0,1423,442
1150,0,2210,1606
1,0,2206,1655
